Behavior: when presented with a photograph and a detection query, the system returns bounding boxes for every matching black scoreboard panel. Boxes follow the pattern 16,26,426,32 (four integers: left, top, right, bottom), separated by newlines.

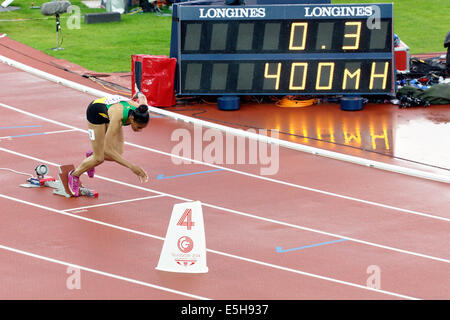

181,19,392,54
172,3,395,95
181,59,392,94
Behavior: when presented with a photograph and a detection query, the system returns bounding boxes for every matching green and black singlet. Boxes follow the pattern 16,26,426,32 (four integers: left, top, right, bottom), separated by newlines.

86,96,137,126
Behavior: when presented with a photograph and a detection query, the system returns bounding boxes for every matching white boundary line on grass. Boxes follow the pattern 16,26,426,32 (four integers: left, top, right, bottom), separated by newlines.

0,193,419,300
1,101,449,224
1,54,450,185
2,146,450,265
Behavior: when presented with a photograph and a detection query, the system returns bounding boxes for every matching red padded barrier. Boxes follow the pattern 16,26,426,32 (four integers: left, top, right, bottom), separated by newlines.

132,54,177,107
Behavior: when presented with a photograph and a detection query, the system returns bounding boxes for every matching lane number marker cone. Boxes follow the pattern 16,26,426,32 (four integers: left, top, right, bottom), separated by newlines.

156,201,208,273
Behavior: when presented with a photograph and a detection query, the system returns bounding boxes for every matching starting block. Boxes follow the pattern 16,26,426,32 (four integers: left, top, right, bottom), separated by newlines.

26,176,57,187
21,164,98,198
53,164,98,198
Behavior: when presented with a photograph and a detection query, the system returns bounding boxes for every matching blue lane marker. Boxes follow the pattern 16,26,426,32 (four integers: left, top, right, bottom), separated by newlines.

276,239,347,253
0,125,41,130
5,132,47,139
157,169,224,180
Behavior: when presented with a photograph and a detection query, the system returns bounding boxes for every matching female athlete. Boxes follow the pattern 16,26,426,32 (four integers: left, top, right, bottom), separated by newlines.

68,91,150,197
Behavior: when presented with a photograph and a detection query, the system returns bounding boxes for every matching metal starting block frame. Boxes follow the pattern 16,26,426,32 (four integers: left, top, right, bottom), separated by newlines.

22,164,98,198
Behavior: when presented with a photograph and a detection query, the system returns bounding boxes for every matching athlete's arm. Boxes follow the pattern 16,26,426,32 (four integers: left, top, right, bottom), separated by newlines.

104,105,148,182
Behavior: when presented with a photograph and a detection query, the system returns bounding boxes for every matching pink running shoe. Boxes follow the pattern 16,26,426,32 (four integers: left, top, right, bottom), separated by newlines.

86,151,95,178
68,170,80,197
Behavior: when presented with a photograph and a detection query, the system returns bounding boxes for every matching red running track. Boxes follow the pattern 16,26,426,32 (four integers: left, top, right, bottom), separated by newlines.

0,62,449,300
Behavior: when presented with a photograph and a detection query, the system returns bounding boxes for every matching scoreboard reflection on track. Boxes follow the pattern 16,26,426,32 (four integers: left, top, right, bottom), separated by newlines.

170,3,395,95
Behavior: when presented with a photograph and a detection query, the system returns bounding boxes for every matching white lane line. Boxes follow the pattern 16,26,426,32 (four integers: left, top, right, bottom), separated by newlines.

205,248,420,300
0,243,209,300
1,102,449,223
125,141,450,223
0,193,420,300
63,195,166,212
1,146,450,264
1,55,450,185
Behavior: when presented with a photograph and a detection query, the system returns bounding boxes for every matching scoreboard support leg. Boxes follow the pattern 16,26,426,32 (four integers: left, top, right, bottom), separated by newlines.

217,96,240,111
340,96,365,111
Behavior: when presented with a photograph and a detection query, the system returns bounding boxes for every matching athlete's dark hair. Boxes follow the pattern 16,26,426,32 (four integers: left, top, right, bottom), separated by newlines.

132,104,150,124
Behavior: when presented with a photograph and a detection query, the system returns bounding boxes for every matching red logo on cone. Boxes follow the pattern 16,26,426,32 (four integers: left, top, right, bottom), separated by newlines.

177,236,194,253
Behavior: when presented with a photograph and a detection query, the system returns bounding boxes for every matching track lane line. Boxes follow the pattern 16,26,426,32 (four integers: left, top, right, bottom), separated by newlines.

1,56,450,185
1,146,450,264
0,129,77,140
1,101,449,223
62,195,166,212
0,193,421,300
0,243,210,300
0,125,41,130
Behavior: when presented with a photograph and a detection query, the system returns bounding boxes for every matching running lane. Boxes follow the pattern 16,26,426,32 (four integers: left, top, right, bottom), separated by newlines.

0,62,449,299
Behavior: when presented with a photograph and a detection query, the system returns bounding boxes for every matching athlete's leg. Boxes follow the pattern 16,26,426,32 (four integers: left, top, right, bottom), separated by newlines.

68,101,109,196
68,122,106,196
72,122,106,176
85,150,95,178
104,124,124,160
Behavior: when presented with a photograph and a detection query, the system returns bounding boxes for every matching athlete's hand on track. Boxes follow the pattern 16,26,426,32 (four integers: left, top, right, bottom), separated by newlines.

131,164,148,183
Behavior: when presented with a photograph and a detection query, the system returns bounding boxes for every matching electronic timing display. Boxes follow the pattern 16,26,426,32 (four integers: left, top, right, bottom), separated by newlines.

171,3,395,95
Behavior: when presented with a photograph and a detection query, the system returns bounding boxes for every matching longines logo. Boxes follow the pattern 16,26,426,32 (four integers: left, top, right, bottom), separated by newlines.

199,7,266,19
305,6,374,17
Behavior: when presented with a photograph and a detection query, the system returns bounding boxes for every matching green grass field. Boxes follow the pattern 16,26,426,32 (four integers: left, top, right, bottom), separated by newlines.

0,0,172,72
0,0,448,72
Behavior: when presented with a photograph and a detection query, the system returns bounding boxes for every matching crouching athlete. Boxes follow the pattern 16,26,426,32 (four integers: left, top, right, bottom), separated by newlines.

68,92,150,196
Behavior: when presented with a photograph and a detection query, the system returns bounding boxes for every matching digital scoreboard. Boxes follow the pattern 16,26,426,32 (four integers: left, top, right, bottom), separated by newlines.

170,3,395,95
